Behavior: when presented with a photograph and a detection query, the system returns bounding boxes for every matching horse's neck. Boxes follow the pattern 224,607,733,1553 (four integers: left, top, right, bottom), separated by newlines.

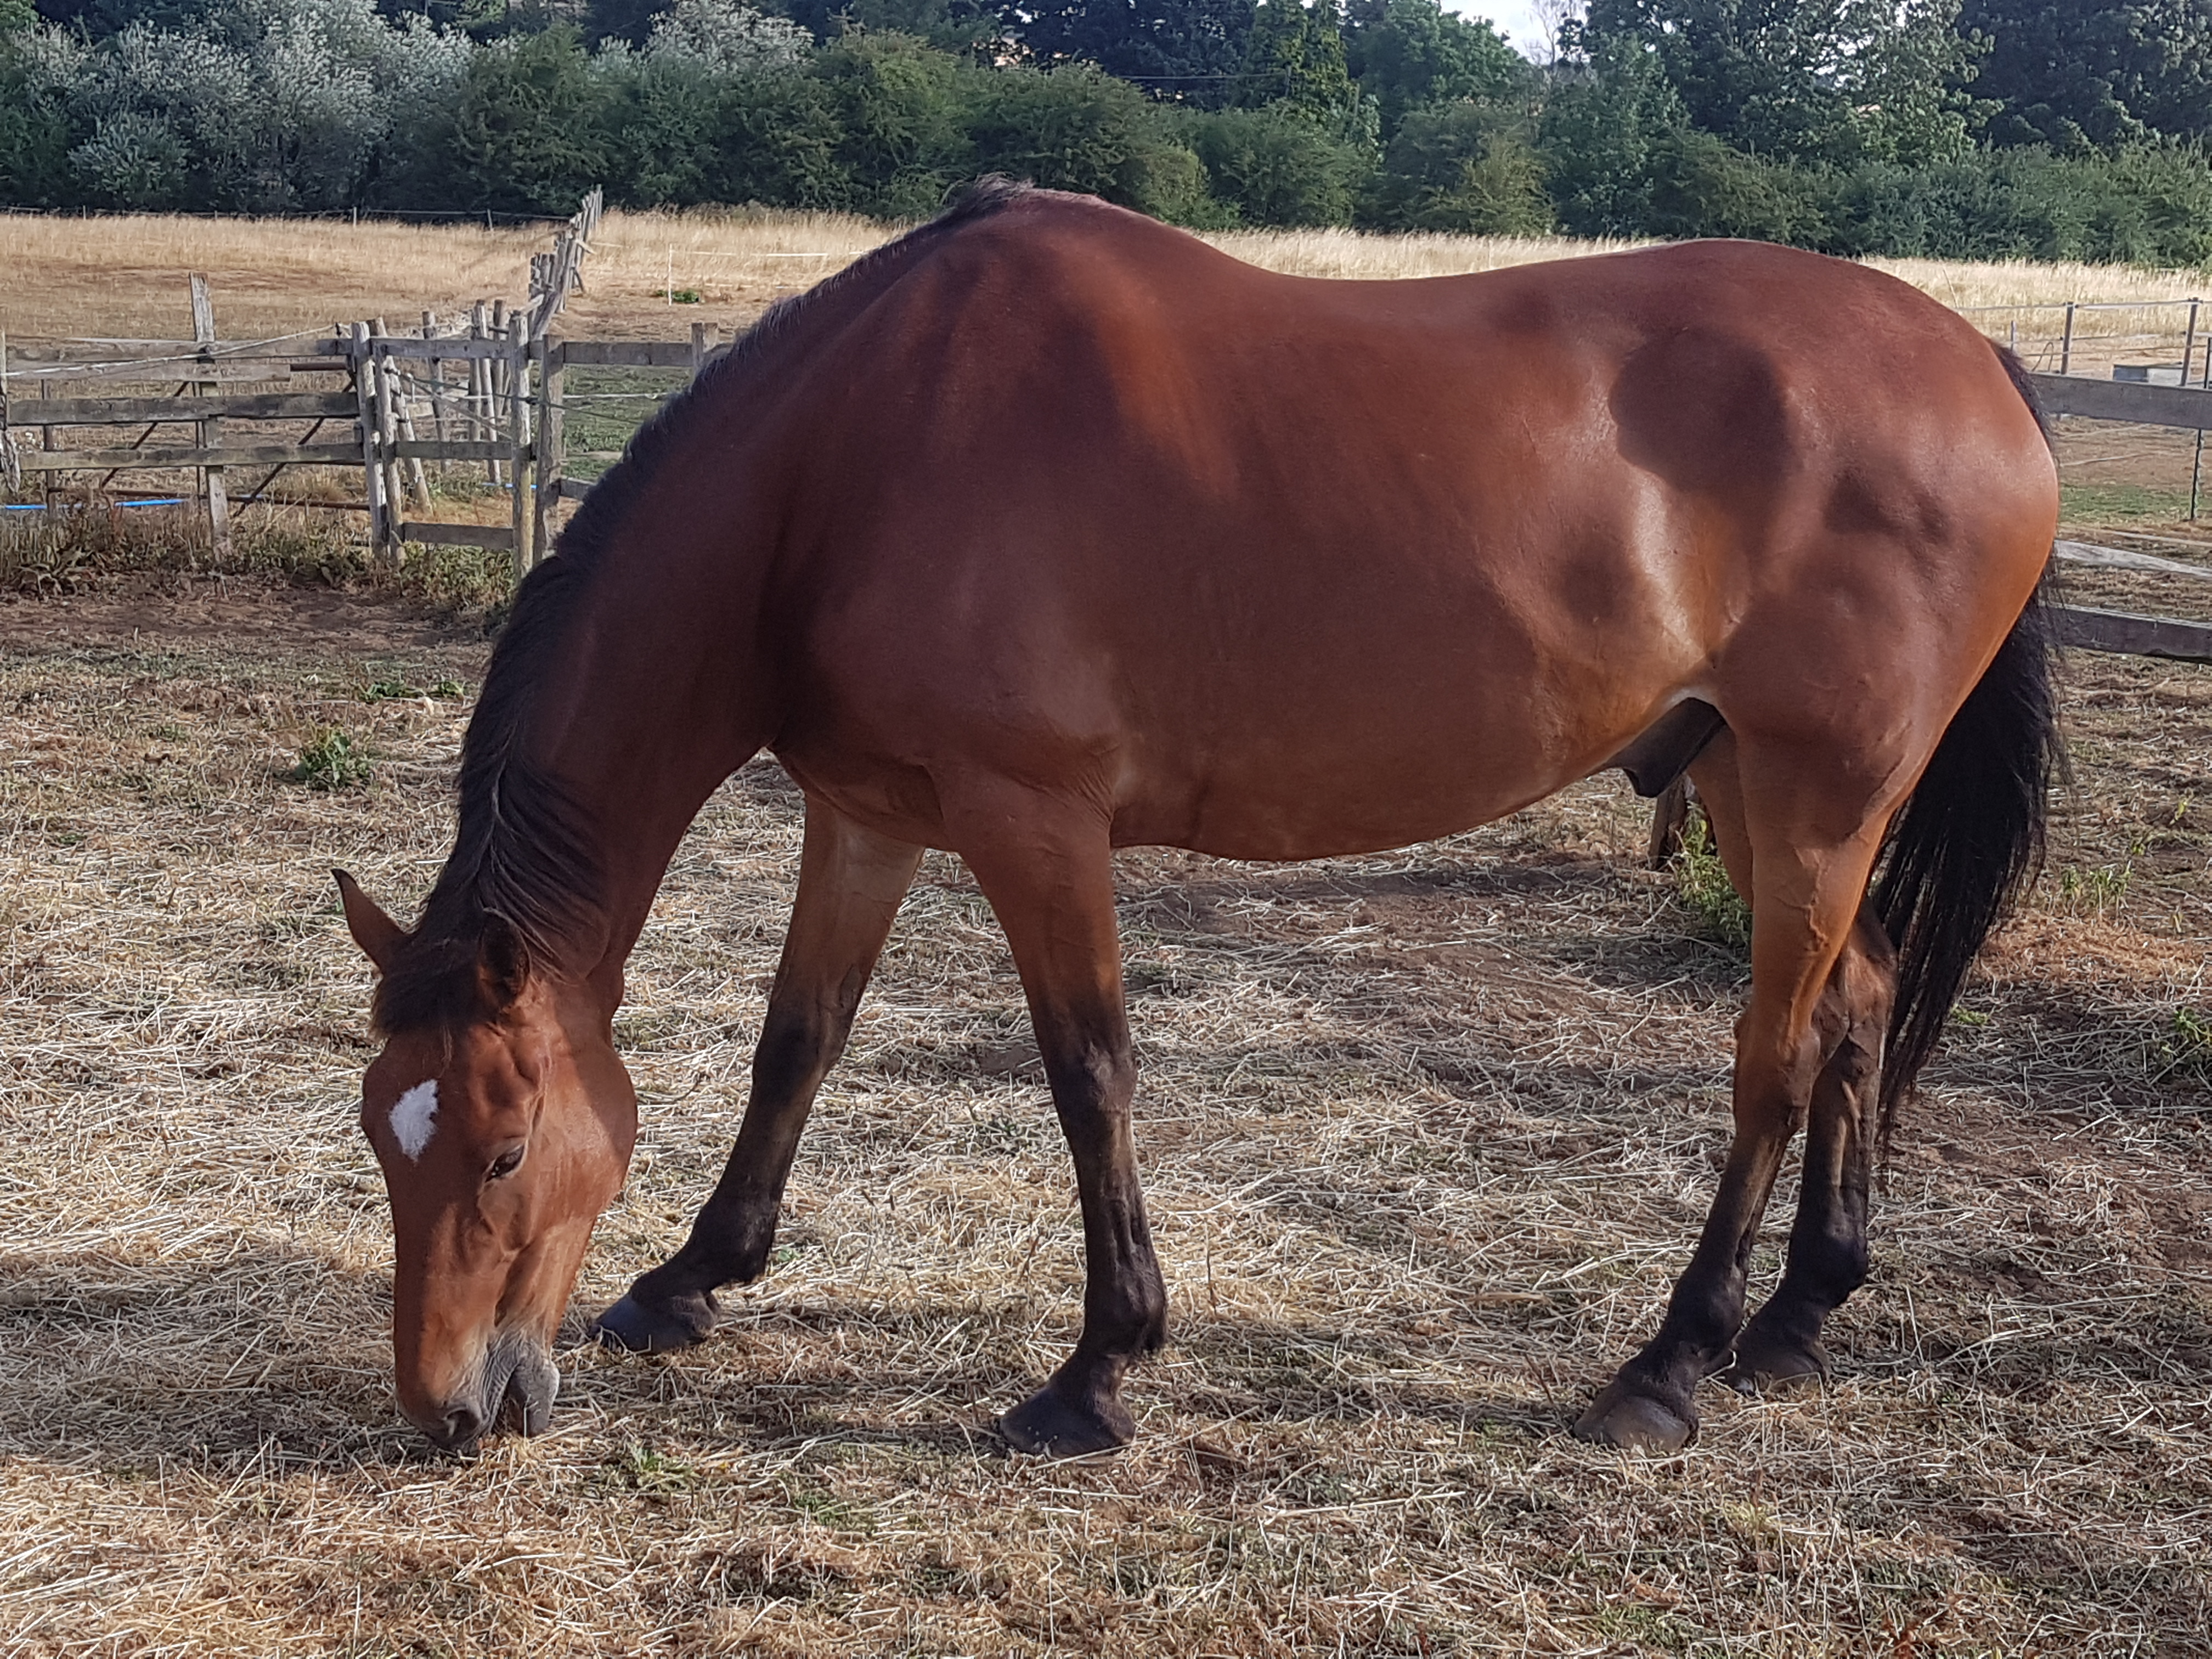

523,521,780,985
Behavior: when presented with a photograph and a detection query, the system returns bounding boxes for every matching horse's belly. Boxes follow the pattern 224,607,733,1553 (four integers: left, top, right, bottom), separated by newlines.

1107,715,1615,860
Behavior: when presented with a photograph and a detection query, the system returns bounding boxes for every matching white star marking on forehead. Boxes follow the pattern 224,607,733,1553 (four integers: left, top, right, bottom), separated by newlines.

390,1080,439,1161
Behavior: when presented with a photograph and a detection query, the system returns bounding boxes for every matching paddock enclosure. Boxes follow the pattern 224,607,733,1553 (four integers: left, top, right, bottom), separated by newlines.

1,211,2210,1655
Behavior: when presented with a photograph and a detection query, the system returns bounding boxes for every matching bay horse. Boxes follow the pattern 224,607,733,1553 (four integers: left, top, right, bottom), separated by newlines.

336,178,2058,1457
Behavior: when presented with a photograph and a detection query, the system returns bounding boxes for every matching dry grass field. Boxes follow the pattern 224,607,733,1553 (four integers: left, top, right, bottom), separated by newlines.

2,207,2211,1655
0,553,2207,1657
4,204,2208,346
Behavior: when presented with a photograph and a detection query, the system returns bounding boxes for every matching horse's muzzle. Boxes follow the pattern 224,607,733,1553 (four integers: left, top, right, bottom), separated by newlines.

415,1330,560,1449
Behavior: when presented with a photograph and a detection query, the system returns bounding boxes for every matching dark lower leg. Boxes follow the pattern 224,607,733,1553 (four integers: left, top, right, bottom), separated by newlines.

1576,765,1885,1451
1730,916,1890,1390
595,804,921,1353
998,1033,1168,1455
1573,1109,1797,1448
950,788,1164,1456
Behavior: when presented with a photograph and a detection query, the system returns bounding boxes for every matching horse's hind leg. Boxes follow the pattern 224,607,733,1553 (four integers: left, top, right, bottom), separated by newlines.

594,796,923,1353
1575,732,1891,1451
1726,902,1894,1392
943,778,1166,1457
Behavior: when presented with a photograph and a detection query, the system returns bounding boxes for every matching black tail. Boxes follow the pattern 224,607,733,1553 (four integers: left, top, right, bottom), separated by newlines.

1870,345,2063,1152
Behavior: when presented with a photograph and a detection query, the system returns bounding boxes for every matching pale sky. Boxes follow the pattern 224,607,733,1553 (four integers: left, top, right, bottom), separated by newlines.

1455,1,1552,60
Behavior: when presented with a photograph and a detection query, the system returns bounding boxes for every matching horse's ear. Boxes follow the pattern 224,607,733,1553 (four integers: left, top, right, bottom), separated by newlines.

334,870,405,974
478,913,531,1011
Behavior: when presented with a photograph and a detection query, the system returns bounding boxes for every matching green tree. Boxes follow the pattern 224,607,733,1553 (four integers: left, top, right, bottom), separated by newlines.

811,31,976,216
1581,0,1982,166
1012,0,1252,104
0,26,78,205
1237,0,1365,139
968,65,1212,218
436,26,609,212
1345,0,1526,138
1189,99,1359,221
1534,25,1685,235
1364,97,1550,230
1960,1,2212,148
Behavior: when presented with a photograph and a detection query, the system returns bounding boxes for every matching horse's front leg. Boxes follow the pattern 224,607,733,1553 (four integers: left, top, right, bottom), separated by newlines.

594,795,922,1353
949,779,1166,1457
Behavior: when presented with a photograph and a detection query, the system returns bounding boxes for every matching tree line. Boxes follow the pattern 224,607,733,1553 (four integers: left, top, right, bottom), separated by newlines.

4,0,2210,266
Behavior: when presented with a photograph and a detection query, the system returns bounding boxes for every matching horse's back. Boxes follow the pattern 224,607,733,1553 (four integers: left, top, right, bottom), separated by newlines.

758,194,2056,858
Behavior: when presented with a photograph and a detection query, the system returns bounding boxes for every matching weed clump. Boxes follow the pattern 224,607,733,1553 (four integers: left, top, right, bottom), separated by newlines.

291,727,370,790
1673,812,1751,951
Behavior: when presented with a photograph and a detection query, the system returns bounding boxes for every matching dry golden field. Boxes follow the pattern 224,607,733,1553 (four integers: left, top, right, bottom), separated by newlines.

1,208,2211,1656
4,204,2209,345
0,565,2205,1656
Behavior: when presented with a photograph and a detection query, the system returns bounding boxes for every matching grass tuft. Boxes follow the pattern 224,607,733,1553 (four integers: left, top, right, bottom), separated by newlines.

1672,812,1752,951
291,726,371,790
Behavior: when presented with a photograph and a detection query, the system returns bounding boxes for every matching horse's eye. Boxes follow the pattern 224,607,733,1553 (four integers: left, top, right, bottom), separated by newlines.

487,1146,526,1181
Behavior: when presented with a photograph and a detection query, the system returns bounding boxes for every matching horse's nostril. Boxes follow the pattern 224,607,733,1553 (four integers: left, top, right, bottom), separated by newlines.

437,1403,484,1448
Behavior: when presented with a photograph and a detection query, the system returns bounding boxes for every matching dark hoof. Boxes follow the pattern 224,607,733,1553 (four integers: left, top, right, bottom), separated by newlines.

1723,1325,1830,1396
997,1385,1136,1458
590,1288,721,1354
1572,1378,1696,1452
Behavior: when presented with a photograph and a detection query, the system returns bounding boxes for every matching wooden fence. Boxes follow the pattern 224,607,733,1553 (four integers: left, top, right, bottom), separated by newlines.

3,258,2210,668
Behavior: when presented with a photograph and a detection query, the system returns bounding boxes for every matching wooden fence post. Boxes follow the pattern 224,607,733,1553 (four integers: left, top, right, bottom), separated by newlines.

189,274,230,558
371,318,431,510
366,321,405,555
533,334,562,573
424,310,449,477
508,331,531,582
351,321,389,561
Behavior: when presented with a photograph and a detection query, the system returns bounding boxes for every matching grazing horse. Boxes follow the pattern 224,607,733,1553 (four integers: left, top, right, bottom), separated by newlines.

337,178,2058,1457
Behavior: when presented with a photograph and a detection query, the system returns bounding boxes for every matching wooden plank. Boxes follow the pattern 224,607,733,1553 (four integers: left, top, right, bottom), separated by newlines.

2051,603,2212,663
363,334,522,362
2052,538,2212,581
390,439,521,461
398,521,516,550
30,392,359,425
2029,373,2212,431
552,340,697,369
15,443,364,472
13,359,331,385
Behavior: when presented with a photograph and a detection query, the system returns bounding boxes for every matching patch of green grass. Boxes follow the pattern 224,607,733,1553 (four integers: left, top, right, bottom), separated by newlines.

1673,814,1751,951
2053,861,2131,915
607,1443,695,1494
2152,1008,2212,1087
2061,482,2194,524
361,675,468,702
290,727,370,791
664,287,703,304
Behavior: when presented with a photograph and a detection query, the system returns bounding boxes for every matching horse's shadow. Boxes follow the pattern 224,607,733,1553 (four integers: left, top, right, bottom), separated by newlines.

1,1242,1566,1471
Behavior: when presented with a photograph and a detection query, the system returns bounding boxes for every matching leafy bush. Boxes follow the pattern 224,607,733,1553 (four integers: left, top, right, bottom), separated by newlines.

1188,103,1361,225
1364,98,1550,232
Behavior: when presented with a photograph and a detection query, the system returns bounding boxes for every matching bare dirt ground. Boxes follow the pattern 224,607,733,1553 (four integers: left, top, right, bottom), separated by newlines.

0,569,2205,1657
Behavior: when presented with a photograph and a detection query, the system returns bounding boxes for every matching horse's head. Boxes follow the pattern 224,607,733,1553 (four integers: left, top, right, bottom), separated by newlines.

336,871,636,1449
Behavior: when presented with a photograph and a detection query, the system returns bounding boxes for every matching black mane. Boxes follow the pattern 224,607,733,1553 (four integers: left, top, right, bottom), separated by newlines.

372,176,1039,1034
